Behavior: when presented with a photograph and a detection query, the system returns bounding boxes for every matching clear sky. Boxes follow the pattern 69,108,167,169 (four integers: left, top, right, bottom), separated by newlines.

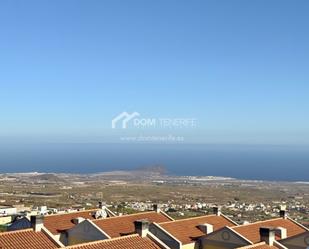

0,0,308,144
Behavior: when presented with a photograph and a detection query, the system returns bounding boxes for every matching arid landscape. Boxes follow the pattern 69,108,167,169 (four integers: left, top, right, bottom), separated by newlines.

1,167,308,226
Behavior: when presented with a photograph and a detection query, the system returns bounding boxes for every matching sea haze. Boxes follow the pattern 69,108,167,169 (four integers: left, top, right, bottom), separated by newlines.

0,143,308,181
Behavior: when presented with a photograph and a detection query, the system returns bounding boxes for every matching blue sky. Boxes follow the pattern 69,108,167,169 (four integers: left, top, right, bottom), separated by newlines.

0,0,308,144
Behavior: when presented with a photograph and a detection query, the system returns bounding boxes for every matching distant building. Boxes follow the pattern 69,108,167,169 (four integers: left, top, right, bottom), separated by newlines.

0,206,17,216
0,215,12,225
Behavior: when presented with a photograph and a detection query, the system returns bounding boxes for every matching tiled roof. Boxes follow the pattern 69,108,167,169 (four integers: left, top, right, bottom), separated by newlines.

232,218,306,243
65,234,160,249
93,211,172,238
158,214,236,244
237,242,279,249
0,229,59,249
44,209,99,234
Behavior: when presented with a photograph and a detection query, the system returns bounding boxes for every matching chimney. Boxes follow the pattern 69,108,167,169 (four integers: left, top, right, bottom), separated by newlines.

279,205,287,219
279,210,287,219
72,217,85,225
260,227,276,246
197,223,213,234
98,201,103,209
275,227,287,239
134,219,149,237
213,206,221,216
153,204,160,213
31,215,44,232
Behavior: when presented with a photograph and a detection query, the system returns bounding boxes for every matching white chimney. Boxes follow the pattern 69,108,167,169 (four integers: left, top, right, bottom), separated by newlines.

260,227,276,246
198,223,214,234
31,215,44,232
134,219,149,237
275,227,287,239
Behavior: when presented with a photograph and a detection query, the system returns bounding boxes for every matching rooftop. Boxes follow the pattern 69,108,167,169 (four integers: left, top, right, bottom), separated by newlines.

93,211,172,238
0,229,59,249
158,214,236,244
232,217,307,243
44,209,99,234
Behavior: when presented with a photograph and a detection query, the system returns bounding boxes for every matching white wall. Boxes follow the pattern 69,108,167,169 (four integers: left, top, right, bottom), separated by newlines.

0,207,17,216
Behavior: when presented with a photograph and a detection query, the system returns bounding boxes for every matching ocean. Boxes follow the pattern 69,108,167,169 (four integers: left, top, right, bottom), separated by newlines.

0,143,308,181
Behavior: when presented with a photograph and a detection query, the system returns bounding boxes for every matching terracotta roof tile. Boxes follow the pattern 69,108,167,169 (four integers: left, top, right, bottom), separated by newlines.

159,214,236,244
0,229,59,249
232,218,306,243
93,211,172,238
65,234,160,249
44,209,99,235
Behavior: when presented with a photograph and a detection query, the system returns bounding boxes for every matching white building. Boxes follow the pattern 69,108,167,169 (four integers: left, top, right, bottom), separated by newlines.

0,206,17,216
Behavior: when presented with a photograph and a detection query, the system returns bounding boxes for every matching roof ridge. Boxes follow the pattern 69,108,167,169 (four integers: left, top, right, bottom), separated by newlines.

151,222,182,245
286,216,309,231
65,234,140,248
85,219,111,239
232,218,284,228
44,208,99,217
225,226,254,244
93,211,156,222
220,213,239,226
159,214,217,224
159,210,174,221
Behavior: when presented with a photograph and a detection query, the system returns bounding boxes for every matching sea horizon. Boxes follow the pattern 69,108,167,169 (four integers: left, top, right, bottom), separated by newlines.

1,143,308,182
